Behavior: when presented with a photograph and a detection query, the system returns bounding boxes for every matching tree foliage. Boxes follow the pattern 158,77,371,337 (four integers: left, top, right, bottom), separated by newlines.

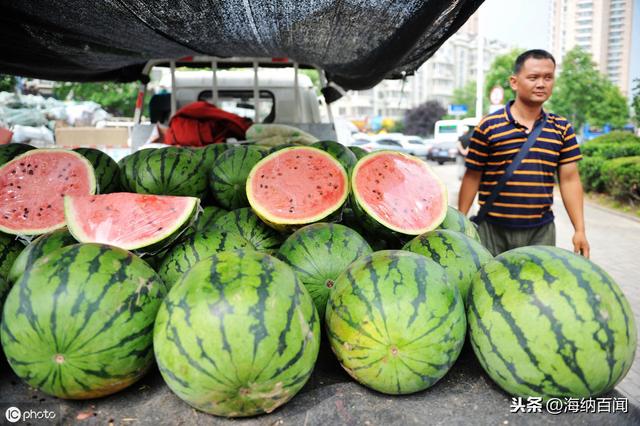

0,75,15,92
550,47,629,130
484,49,522,104
53,82,141,117
403,100,447,137
451,80,477,118
632,78,640,128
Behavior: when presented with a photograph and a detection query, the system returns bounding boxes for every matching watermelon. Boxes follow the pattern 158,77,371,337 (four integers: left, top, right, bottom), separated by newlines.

351,151,447,236
197,143,229,172
467,246,637,399
190,205,227,234
0,143,36,167
118,149,154,192
215,208,284,252
73,147,121,194
349,146,368,160
209,146,265,210
277,223,372,317
154,249,320,417
1,243,167,399
8,228,77,283
157,227,251,288
0,233,24,281
439,206,481,242
64,193,199,252
134,147,208,198
326,250,466,395
403,229,493,303
311,140,358,175
0,149,96,235
0,275,8,318
246,146,349,231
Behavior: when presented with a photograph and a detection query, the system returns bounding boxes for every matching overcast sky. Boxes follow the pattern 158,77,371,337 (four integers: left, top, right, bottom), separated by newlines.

478,0,639,91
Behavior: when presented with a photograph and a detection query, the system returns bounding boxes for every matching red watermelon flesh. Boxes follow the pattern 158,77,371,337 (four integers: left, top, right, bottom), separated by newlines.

64,193,199,251
0,149,95,235
247,147,348,227
352,151,447,234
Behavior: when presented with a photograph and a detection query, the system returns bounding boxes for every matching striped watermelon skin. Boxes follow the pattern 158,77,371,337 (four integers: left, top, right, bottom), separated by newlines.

403,229,493,303
0,275,9,318
118,149,154,193
135,147,208,198
0,233,24,281
8,228,76,283
311,140,357,175
0,143,36,167
215,208,284,252
1,243,167,399
157,228,251,288
73,148,121,194
277,223,372,318
326,250,466,395
154,249,320,417
467,246,637,399
191,206,227,234
349,146,368,160
209,146,265,210
439,206,480,243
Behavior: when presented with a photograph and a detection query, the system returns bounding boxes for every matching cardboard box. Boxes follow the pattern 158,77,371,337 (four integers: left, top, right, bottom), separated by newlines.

55,127,129,148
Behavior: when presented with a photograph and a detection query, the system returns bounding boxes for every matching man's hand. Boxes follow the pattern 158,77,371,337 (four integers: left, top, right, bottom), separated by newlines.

572,230,590,259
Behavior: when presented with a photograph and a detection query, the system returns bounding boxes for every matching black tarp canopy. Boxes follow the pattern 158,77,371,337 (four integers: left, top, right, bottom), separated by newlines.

0,0,483,91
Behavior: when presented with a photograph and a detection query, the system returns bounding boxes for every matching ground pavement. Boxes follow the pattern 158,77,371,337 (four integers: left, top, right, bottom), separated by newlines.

437,162,640,405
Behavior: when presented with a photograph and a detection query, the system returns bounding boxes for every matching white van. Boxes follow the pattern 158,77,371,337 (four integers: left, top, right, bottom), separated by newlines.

433,117,479,143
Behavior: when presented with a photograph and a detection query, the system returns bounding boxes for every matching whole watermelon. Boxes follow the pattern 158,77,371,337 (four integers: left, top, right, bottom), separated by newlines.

197,143,230,172
1,243,167,399
154,249,320,417
135,147,208,198
326,250,466,395
189,205,227,235
311,140,358,175
0,143,36,167
74,148,121,193
157,227,251,288
209,146,265,210
0,233,24,281
468,246,637,399
349,146,368,160
403,229,493,303
0,275,9,318
439,206,480,243
118,149,154,192
215,208,284,252
277,223,372,317
8,228,77,283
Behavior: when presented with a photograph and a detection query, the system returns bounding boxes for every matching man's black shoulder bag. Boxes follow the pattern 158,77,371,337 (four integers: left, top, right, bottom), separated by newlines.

471,117,547,225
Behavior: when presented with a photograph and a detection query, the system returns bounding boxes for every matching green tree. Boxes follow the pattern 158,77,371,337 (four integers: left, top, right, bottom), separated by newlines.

0,74,15,92
53,82,141,117
451,80,477,117
550,47,629,131
484,49,522,105
632,78,640,127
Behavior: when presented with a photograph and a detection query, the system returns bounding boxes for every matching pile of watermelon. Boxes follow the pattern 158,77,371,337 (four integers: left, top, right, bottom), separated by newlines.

0,140,636,418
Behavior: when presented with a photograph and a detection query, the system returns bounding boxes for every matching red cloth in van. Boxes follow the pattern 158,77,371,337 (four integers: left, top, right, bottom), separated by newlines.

164,101,250,146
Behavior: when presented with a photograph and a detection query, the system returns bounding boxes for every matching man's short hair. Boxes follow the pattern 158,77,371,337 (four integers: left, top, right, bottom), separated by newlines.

513,49,556,74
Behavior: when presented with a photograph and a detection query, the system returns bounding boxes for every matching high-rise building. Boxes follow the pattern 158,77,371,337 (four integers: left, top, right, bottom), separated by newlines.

550,0,634,96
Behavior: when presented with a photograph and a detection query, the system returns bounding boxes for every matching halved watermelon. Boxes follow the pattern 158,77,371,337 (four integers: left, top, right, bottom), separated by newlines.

64,193,199,251
351,151,447,235
246,146,349,231
0,149,96,235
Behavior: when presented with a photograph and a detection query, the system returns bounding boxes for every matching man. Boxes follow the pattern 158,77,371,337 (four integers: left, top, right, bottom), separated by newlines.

458,49,590,257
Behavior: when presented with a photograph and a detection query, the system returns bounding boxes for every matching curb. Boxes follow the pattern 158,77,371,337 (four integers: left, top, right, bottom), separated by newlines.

585,198,640,224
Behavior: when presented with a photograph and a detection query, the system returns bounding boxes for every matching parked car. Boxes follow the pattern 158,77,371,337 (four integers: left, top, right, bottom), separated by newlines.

361,134,431,158
361,136,404,153
402,135,431,158
428,141,458,164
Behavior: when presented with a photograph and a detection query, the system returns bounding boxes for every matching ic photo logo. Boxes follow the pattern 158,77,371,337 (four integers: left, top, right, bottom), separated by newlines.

5,406,21,423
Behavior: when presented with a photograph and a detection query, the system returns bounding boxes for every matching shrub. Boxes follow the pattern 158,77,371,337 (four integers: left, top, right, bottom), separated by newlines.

579,157,606,192
588,131,640,145
600,156,640,203
580,142,640,160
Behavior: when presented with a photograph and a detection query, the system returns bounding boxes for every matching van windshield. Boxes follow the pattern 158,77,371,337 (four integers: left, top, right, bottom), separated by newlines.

198,90,275,123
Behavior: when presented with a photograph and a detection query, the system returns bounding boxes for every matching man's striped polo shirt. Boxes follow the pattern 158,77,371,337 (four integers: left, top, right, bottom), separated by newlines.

465,101,582,228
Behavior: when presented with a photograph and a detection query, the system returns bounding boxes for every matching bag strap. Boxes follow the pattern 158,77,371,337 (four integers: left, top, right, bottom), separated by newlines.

475,115,547,223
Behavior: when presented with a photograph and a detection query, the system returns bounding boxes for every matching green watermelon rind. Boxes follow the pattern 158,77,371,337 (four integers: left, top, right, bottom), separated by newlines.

63,195,200,251
0,149,97,236
246,146,350,230
351,150,448,236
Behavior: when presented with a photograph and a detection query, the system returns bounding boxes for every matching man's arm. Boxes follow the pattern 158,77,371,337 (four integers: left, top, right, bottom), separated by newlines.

458,169,483,215
558,162,590,258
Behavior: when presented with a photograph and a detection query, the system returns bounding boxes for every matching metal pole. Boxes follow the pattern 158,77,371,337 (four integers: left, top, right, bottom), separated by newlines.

475,9,484,120
294,62,300,123
170,60,177,117
317,69,334,123
211,60,219,106
253,61,260,122
133,81,147,124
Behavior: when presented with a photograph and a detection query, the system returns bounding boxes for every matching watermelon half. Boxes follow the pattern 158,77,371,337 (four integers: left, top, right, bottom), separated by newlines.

246,146,349,230
64,193,199,251
351,151,447,235
0,149,96,235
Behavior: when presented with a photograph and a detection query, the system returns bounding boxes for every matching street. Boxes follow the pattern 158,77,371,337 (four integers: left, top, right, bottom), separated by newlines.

433,161,640,404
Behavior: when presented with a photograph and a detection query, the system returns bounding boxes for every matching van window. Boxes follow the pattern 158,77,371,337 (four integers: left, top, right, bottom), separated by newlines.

198,90,275,123
438,124,458,134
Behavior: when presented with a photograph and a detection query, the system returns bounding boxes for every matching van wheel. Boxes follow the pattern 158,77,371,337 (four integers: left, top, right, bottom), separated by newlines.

438,161,444,165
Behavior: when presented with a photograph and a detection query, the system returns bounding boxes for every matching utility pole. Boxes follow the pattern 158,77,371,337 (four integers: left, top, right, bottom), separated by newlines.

475,7,485,120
